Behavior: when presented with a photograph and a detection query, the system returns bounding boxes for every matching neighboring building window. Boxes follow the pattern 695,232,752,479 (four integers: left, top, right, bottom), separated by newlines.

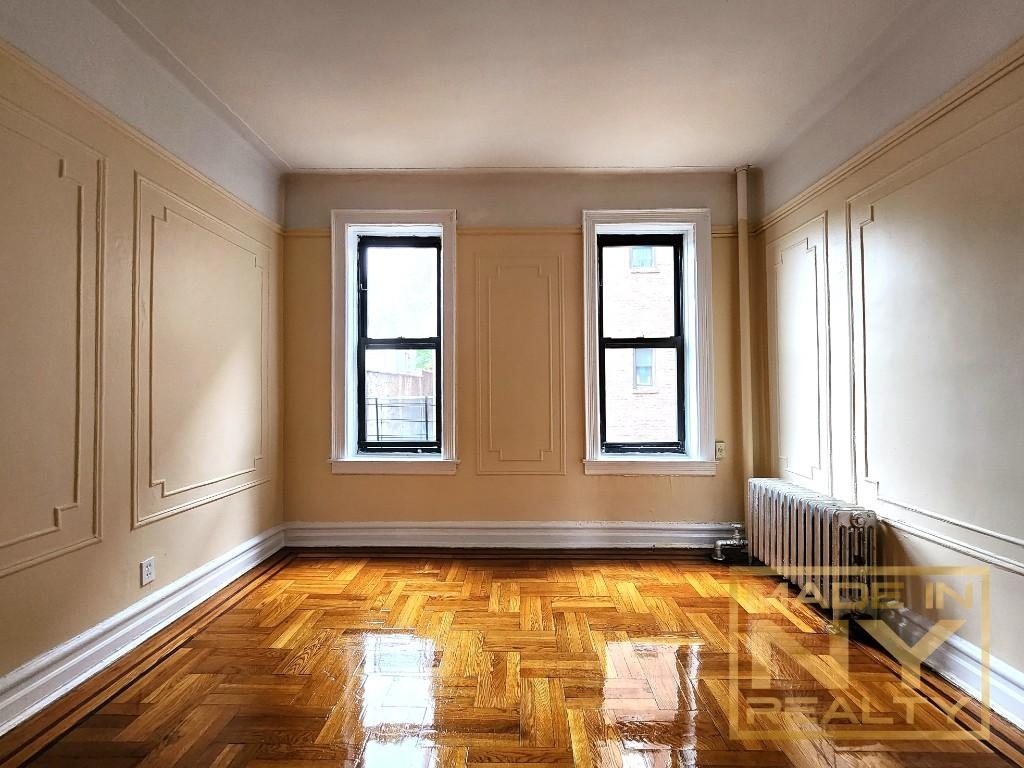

633,347,655,388
582,209,716,475
629,245,655,270
331,210,457,474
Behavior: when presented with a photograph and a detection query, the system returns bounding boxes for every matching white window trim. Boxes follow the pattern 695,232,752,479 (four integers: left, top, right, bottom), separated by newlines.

330,209,458,475
582,209,716,476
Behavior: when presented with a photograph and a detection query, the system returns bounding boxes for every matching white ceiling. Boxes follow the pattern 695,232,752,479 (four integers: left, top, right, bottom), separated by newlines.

95,0,938,172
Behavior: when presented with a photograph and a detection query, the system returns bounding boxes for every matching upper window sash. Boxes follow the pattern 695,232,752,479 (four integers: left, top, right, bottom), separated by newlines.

356,235,441,341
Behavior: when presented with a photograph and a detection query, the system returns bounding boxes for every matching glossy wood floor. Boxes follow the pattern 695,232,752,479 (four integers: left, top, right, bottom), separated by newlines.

4,552,1020,767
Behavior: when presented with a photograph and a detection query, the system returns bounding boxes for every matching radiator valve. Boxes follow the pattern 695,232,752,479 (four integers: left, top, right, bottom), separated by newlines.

711,523,747,562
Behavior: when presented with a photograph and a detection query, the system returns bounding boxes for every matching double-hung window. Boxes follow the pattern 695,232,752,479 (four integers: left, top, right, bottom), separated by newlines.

331,210,457,474
357,235,441,453
583,210,716,475
599,233,684,451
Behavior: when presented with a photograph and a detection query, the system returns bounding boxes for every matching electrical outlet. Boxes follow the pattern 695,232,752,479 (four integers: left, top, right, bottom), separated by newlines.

140,556,155,586
715,440,726,460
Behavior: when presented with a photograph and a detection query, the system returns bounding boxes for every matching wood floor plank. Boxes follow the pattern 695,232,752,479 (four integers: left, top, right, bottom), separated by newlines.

3,553,1020,767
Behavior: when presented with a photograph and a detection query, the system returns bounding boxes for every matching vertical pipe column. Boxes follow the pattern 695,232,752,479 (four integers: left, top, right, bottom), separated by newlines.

736,166,755,483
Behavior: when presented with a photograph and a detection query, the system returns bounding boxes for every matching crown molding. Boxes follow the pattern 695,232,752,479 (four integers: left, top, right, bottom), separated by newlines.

0,38,283,235
88,0,289,170
755,35,1024,234
287,165,737,175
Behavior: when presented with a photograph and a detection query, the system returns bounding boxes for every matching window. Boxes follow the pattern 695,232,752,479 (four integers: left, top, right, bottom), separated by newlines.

357,236,440,453
331,210,457,474
633,347,655,388
629,245,655,270
599,234,683,452
582,210,715,475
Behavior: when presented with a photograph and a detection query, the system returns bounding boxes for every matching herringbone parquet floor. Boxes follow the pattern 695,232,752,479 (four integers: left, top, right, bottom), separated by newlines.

7,552,1019,767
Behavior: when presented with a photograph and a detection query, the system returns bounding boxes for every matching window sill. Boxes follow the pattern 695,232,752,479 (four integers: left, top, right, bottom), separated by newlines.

331,457,459,475
583,457,717,476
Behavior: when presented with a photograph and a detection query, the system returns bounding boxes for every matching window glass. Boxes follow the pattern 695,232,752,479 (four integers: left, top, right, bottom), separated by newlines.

365,246,438,339
363,349,436,443
601,245,675,338
603,348,679,444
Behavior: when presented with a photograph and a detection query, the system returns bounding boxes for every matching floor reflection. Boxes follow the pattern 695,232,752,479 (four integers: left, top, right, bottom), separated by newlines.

604,640,706,766
359,633,436,767
361,737,434,768
349,633,713,764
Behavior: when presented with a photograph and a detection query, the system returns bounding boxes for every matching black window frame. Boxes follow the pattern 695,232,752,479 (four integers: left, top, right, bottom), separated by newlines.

597,233,686,454
356,234,442,454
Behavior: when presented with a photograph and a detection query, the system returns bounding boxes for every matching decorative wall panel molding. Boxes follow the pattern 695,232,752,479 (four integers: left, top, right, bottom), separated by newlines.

132,175,270,527
475,246,565,474
848,97,1024,549
884,517,1024,578
765,214,831,494
0,97,104,577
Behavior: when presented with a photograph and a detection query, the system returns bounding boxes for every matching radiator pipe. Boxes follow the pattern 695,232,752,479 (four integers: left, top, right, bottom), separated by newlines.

736,166,755,482
711,523,748,562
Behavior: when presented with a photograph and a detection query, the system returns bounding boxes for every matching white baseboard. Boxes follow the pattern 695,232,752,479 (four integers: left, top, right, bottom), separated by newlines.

284,520,741,549
889,606,1024,731
0,525,285,736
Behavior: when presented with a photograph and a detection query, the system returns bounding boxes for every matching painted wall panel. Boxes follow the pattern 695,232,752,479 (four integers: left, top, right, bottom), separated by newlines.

765,215,831,493
0,98,102,577
0,44,282,675
133,178,271,527
850,119,1024,540
759,41,1024,675
474,241,565,475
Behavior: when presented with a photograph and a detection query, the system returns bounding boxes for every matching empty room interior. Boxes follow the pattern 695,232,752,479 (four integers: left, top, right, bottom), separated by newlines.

2,0,1024,766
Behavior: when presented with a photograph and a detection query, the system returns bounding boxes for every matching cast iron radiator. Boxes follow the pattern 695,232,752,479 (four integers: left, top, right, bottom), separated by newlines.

747,478,878,621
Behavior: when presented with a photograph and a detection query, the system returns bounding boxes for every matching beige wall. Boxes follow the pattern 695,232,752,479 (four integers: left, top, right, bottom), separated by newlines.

759,39,1024,672
284,171,738,230
285,228,742,522
0,43,283,674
